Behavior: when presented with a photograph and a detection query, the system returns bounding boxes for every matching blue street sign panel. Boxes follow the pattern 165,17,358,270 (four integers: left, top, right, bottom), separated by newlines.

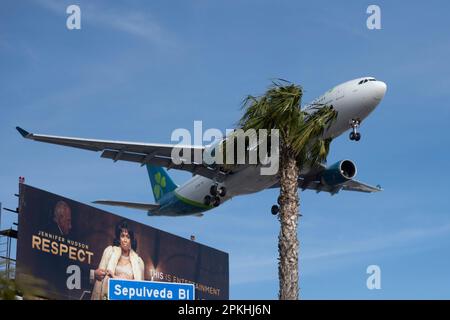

108,278,195,300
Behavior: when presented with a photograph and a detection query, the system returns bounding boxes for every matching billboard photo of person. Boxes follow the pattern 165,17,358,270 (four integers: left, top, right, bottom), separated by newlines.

91,220,145,300
51,200,72,236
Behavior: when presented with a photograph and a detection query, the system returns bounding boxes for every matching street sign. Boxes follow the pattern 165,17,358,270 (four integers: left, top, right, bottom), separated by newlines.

108,278,195,300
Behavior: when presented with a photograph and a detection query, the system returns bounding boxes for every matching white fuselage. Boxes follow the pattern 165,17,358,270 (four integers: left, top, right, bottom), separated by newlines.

175,77,387,210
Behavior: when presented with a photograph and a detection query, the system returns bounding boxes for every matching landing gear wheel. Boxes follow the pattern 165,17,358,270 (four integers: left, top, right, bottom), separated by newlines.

210,185,218,196
212,196,221,207
349,132,355,140
218,186,227,197
354,132,361,141
271,205,280,215
204,195,212,206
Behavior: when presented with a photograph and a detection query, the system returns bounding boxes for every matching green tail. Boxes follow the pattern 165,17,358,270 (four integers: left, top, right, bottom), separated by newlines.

146,165,178,202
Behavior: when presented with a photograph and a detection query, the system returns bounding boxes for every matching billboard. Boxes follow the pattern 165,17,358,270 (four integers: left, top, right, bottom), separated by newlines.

16,184,229,300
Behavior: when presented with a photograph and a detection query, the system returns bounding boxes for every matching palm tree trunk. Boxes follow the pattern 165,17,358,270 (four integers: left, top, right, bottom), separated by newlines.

278,148,300,300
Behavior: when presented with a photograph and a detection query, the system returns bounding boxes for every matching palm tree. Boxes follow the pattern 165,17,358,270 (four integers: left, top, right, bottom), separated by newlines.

0,261,47,299
230,80,337,299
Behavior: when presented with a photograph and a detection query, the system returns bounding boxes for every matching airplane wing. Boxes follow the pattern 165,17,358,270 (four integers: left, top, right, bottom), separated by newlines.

16,127,228,182
297,178,382,194
270,178,382,194
297,162,382,194
270,162,382,195
93,200,160,211
340,179,382,193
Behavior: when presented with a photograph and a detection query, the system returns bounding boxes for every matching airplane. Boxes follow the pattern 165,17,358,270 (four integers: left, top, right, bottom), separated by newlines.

16,76,387,217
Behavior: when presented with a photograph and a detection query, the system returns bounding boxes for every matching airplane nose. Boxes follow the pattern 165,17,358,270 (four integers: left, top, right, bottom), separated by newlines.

373,81,387,100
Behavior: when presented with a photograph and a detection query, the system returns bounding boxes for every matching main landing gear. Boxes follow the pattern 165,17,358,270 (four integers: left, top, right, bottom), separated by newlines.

271,205,279,215
204,195,220,207
271,196,304,217
204,184,227,207
271,196,282,215
349,119,361,141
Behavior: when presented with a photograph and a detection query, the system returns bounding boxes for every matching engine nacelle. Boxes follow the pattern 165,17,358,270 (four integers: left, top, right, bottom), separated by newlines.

320,160,357,186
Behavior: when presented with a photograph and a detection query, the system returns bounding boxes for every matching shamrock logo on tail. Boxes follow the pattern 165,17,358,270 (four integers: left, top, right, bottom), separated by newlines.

153,172,166,199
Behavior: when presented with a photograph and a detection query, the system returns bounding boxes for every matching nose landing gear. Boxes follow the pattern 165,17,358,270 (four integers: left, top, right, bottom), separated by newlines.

349,119,361,141
349,132,361,141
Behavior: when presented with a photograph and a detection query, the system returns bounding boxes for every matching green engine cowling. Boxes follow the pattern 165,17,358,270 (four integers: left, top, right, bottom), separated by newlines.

320,160,357,186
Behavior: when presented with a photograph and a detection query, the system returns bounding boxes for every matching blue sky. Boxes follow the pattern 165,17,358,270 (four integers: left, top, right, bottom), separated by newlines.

1,0,450,299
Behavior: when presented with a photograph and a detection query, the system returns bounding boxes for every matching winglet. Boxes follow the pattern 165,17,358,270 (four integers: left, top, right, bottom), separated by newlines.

16,126,31,138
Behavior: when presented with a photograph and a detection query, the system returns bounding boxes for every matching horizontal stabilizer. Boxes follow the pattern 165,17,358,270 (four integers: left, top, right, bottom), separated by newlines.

93,200,160,212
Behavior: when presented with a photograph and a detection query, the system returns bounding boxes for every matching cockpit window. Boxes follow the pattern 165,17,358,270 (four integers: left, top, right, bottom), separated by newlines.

358,78,377,85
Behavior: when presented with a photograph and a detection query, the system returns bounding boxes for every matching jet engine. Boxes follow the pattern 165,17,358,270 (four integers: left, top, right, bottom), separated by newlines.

320,160,357,186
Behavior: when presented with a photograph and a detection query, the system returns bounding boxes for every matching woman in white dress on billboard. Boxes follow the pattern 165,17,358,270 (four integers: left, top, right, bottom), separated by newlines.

91,220,145,300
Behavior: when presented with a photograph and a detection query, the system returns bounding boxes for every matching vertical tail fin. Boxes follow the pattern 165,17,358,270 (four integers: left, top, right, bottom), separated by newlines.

146,165,178,202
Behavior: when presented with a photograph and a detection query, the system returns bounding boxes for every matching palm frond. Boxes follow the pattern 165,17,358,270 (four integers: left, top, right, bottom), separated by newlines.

223,81,337,169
